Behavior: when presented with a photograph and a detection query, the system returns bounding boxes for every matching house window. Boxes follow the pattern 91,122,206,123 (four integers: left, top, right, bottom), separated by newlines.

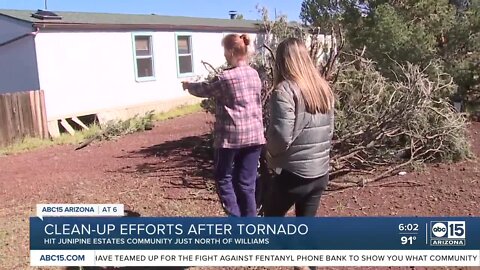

176,35,193,76
133,34,155,81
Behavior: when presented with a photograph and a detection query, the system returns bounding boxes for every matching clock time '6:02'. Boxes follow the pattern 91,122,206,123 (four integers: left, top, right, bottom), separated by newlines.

399,224,419,232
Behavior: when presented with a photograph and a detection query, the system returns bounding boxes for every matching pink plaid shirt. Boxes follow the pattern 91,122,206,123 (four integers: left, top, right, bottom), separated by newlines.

188,62,266,149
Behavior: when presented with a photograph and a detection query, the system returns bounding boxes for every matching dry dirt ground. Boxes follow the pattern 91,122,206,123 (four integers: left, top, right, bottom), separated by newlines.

0,112,479,270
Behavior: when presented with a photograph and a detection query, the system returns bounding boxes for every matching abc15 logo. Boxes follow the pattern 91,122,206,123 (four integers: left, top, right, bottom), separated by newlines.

430,221,466,239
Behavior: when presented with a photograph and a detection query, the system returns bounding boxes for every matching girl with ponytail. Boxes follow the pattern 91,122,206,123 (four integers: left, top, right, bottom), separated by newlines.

182,34,265,217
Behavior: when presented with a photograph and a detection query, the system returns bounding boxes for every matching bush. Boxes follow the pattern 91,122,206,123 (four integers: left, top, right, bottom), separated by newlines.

100,111,155,140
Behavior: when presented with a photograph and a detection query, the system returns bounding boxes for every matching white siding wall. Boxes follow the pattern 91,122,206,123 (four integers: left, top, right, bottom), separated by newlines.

0,16,40,93
34,30,257,120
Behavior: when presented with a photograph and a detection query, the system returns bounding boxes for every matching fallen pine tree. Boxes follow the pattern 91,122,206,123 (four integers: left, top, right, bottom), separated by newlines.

200,54,471,194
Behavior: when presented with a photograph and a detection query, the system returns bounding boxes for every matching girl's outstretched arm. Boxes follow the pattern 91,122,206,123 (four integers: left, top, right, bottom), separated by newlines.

183,76,226,98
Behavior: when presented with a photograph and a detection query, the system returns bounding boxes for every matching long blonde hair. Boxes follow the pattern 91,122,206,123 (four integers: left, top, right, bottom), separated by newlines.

274,37,334,114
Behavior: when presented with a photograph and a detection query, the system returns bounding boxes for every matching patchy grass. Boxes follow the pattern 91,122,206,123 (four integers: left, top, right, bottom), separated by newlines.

95,104,202,141
0,103,202,156
0,125,102,156
154,103,202,121
0,137,54,155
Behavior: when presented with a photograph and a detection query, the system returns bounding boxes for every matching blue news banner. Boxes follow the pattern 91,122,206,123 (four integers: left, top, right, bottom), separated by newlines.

30,217,480,267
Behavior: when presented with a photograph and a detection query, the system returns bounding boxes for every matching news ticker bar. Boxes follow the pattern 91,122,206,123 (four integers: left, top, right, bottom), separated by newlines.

30,217,477,250
30,250,480,267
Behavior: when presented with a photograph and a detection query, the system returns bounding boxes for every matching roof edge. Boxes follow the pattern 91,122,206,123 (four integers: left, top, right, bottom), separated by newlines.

33,22,263,33
0,13,35,25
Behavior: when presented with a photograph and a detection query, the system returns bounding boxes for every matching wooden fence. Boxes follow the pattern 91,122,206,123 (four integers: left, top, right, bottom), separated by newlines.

0,90,48,147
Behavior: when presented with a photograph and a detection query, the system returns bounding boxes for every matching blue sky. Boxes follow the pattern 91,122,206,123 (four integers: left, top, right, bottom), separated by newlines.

0,0,303,20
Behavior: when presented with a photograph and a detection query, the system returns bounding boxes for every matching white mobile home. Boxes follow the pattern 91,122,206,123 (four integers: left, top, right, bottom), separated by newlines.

0,9,261,136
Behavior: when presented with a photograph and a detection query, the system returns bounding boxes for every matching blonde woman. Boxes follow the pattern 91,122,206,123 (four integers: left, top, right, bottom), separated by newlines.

264,37,334,219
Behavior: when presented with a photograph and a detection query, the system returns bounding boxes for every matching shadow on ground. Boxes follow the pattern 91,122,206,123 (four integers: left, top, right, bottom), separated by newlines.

114,134,215,192
114,133,272,215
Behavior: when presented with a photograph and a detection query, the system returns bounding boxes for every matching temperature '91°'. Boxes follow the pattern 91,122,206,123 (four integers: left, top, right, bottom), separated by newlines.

399,223,419,246
401,236,417,245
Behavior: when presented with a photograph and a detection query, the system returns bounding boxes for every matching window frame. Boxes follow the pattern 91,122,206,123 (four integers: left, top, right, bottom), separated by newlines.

132,32,156,82
175,33,195,77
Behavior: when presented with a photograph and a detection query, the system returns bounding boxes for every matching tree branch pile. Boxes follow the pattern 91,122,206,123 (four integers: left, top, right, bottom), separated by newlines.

328,58,471,190
199,55,471,193
199,9,471,194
